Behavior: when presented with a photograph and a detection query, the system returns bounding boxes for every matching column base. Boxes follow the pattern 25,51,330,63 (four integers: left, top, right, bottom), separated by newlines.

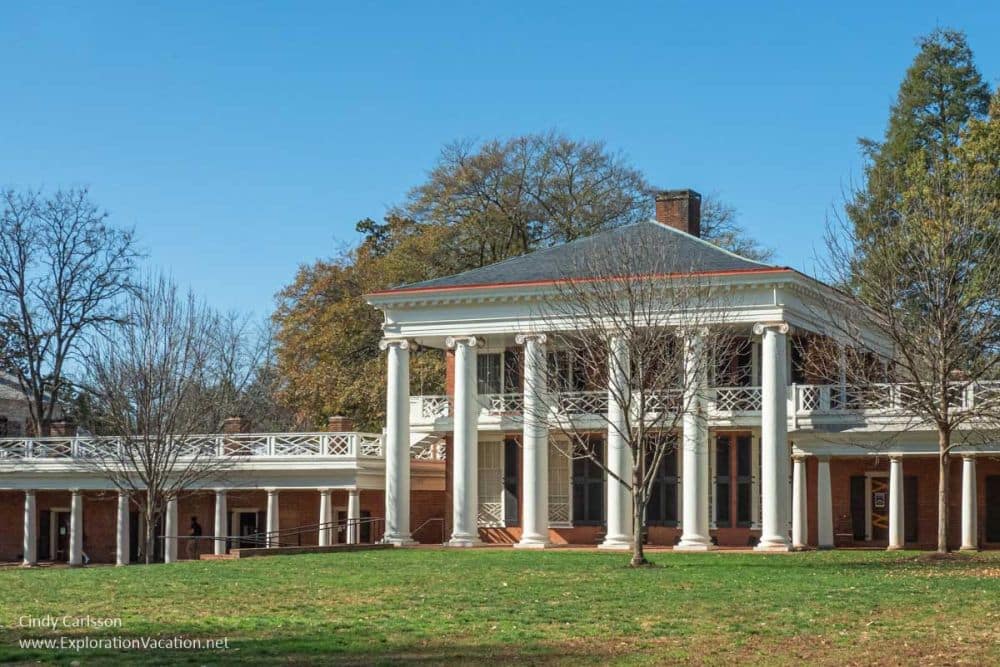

886,545,905,551
817,544,835,550
675,535,714,551
598,537,634,551
754,536,791,552
446,534,483,548
382,533,418,547
960,545,979,552
20,562,37,568
514,538,551,549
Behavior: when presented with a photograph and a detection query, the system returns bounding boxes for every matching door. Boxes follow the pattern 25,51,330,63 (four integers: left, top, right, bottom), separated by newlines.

870,478,889,542
986,476,1000,542
238,512,260,548
55,511,71,561
37,510,51,562
337,510,372,543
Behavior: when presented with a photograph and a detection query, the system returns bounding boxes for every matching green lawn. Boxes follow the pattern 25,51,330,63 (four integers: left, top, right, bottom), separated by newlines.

1,549,999,665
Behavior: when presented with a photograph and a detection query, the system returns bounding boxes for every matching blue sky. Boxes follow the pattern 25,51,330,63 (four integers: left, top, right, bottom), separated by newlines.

2,2,998,316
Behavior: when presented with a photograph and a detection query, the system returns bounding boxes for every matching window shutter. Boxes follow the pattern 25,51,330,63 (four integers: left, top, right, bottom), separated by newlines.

548,440,571,524
477,440,504,526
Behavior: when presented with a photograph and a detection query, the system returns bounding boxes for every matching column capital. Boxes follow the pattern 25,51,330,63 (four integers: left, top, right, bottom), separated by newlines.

317,487,332,494
379,338,411,351
888,453,904,461
962,454,978,462
445,336,481,349
752,321,790,336
816,455,831,463
265,487,278,494
792,453,809,461
70,488,82,496
24,489,36,497
515,332,547,345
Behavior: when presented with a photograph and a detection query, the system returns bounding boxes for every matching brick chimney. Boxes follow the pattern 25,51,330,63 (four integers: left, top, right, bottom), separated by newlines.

655,189,701,237
222,416,252,434
326,415,355,432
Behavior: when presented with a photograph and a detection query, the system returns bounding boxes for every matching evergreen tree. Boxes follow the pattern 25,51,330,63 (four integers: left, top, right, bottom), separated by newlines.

850,29,991,240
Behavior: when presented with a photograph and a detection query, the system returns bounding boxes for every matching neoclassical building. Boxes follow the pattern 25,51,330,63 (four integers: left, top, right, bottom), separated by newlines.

368,190,1000,552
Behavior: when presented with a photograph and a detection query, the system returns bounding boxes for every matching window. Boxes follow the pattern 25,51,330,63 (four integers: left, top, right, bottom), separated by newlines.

715,433,752,528
647,444,678,526
548,351,573,392
477,353,503,395
477,440,504,526
503,439,519,526
549,440,571,524
715,337,753,387
503,349,522,394
572,439,605,525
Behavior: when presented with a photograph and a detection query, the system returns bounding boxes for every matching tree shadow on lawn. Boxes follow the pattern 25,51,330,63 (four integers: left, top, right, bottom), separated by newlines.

0,636,620,666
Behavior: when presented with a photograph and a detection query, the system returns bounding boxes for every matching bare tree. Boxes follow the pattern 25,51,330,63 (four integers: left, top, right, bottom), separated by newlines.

0,189,138,435
812,158,1000,553
80,275,252,563
525,230,737,566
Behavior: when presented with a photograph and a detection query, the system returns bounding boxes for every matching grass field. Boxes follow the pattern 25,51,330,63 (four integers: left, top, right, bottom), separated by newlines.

1,548,999,665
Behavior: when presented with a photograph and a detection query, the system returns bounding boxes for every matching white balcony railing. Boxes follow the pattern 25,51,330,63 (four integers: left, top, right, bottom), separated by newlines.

0,432,385,462
410,381,1000,426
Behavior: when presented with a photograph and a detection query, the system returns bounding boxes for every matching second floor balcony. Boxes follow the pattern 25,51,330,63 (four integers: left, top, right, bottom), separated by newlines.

410,381,1000,432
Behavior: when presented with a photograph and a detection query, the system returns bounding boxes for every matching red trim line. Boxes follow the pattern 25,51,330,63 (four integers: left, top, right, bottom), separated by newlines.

366,267,795,298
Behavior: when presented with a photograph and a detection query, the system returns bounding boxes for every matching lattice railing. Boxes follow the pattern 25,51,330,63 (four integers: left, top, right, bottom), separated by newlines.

411,438,447,461
0,432,386,461
412,395,452,419
712,386,763,412
557,391,608,416
480,393,524,415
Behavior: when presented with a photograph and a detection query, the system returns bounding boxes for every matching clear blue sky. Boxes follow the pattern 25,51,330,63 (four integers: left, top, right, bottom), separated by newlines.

2,2,998,316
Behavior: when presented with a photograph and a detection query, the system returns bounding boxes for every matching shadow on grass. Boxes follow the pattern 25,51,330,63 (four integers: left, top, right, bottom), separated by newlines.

0,636,618,666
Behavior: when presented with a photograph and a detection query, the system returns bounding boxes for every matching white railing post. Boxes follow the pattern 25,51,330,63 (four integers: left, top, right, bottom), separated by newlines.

818,386,829,411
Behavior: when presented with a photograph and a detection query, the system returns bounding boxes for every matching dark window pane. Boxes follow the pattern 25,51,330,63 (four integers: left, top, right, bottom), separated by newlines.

477,353,502,394
736,436,752,476
717,483,730,525
716,437,730,477
504,349,522,393
737,481,751,525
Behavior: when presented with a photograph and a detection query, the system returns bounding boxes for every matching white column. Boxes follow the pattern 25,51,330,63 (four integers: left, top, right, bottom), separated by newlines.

266,489,280,547
116,491,130,566
318,488,333,547
517,333,550,549
754,322,792,551
164,496,178,563
213,489,228,555
381,339,415,545
961,455,978,551
22,490,37,567
888,455,905,550
446,336,481,546
817,456,834,549
791,456,808,550
677,331,712,551
347,488,361,544
68,489,83,566
602,334,634,550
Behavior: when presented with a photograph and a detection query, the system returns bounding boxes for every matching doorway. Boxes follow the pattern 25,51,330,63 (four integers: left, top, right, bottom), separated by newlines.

231,510,262,548
986,476,1000,542
336,509,372,543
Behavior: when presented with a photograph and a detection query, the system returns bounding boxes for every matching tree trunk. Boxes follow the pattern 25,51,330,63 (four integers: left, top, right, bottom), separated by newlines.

144,503,155,565
937,428,951,553
630,467,648,567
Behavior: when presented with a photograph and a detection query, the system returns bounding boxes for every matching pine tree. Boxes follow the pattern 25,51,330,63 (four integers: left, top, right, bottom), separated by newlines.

850,28,991,240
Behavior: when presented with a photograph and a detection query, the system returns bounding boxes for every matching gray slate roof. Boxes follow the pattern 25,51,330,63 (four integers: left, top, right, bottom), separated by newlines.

388,220,779,292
